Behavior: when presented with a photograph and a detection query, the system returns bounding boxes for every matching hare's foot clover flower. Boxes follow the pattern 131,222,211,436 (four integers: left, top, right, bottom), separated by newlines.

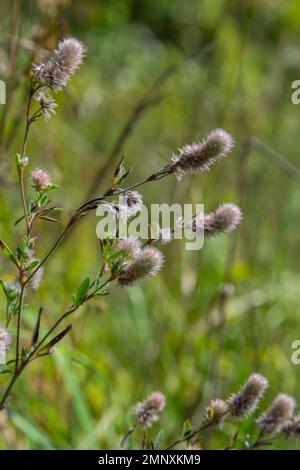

205,399,229,427
228,373,268,418
256,394,296,435
118,237,142,259
197,203,243,237
32,38,85,91
171,128,234,180
118,246,164,286
31,168,52,192
133,391,166,429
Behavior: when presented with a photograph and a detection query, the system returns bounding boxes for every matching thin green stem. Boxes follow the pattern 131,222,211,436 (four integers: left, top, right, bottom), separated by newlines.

17,87,35,233
25,225,70,285
0,280,110,410
15,284,25,372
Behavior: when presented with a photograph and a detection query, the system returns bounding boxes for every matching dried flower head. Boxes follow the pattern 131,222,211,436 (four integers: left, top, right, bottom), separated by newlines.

31,168,52,191
35,90,57,121
256,394,296,435
133,391,166,429
118,246,164,286
171,129,234,179
193,203,242,237
228,373,268,418
205,399,229,427
118,237,141,259
282,415,300,438
0,326,12,365
33,38,85,91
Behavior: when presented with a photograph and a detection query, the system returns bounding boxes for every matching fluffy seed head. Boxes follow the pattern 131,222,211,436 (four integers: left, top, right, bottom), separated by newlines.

133,391,166,429
205,399,229,427
171,128,234,179
33,38,85,90
119,191,143,219
118,247,164,286
35,90,57,121
282,415,300,438
256,394,296,435
196,203,242,237
30,266,44,290
0,326,12,365
228,373,269,418
118,237,141,258
31,168,52,191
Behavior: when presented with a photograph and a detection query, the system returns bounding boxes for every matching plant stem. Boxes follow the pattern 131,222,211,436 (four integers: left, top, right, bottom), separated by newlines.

0,280,110,410
165,420,222,450
25,225,70,285
15,284,25,372
18,87,35,233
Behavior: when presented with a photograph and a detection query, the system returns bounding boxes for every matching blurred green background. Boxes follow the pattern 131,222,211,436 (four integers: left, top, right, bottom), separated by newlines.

1,0,300,449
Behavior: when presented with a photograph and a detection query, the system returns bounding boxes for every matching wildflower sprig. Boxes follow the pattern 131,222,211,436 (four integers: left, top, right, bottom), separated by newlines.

0,36,242,416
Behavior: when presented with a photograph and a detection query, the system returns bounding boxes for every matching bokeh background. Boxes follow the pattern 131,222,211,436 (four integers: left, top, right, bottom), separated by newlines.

1,0,300,449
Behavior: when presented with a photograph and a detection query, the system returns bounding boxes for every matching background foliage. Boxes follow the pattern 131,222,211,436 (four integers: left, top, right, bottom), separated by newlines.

1,0,300,449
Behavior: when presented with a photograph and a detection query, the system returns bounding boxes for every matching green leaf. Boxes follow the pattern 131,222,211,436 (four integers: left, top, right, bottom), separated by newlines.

26,260,40,272
74,277,90,306
0,240,19,267
0,368,12,375
152,430,164,449
182,419,193,437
